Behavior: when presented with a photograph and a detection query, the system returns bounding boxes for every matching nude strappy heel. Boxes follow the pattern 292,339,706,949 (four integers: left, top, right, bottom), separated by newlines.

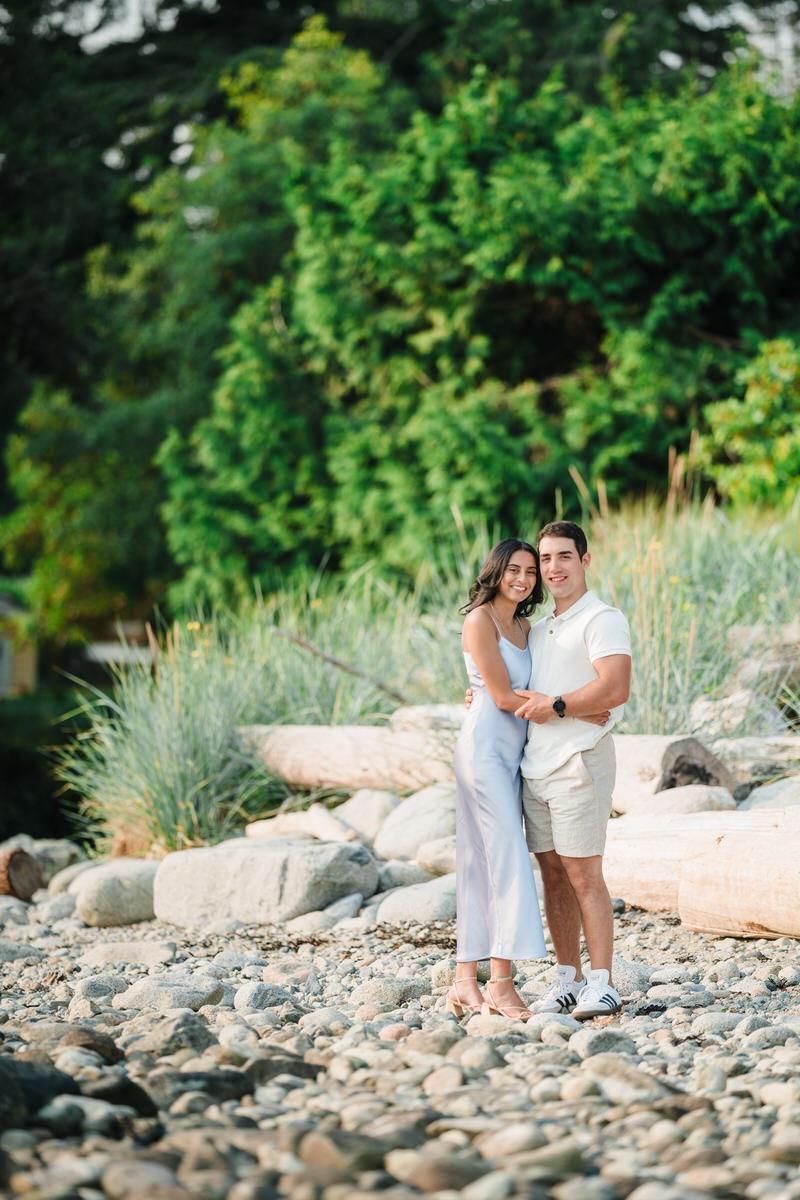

480,975,532,1021
445,980,484,1019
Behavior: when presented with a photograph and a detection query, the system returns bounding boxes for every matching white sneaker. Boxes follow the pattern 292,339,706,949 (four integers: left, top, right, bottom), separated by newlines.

531,964,587,1014
572,968,622,1020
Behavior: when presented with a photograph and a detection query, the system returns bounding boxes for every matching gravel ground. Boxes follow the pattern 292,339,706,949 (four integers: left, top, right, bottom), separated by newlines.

2,902,800,1200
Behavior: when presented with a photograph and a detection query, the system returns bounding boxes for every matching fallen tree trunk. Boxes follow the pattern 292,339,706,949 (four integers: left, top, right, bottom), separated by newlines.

605,808,800,937
678,810,800,939
239,724,457,792
0,849,42,900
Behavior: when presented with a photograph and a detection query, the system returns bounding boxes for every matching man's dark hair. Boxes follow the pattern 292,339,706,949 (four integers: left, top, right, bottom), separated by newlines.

538,520,588,559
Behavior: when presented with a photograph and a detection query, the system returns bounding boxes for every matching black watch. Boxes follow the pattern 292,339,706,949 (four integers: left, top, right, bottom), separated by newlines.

553,696,566,718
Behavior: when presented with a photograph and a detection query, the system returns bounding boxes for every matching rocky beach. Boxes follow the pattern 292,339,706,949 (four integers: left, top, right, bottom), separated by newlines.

3,816,800,1200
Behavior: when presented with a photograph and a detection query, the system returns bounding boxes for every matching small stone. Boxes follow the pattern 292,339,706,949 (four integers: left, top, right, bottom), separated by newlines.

570,1026,638,1059
476,1122,547,1158
233,982,294,1012
72,859,158,927
82,940,176,967
114,974,223,1012
384,1148,486,1191
350,977,429,1010
423,1064,463,1094
744,1025,795,1049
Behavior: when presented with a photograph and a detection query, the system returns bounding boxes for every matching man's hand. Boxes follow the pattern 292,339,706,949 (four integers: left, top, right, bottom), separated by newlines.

513,690,556,723
465,688,474,708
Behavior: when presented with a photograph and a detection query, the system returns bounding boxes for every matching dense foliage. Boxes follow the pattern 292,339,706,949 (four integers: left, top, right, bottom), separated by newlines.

3,2,800,638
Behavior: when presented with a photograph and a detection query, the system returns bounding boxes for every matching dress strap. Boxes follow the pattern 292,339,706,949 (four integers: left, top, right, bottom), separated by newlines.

486,605,503,637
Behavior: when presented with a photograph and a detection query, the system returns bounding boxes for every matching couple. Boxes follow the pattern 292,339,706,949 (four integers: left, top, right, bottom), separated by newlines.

450,521,632,1023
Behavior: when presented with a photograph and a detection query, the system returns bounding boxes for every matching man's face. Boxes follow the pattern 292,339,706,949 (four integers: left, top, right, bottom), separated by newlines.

538,536,589,603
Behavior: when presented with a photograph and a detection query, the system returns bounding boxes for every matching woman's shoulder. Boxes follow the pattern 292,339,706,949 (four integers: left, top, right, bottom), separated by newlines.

519,615,532,635
463,605,497,640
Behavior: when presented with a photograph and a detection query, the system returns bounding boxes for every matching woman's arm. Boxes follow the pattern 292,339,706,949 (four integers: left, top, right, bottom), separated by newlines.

462,609,523,713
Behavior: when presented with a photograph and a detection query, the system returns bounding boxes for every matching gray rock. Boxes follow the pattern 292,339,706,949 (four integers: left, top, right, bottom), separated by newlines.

126,1010,216,1056
739,773,800,811
144,1066,249,1109
570,1026,638,1059
632,784,736,815
743,1024,796,1049
611,955,651,996
384,1148,486,1191
691,1012,741,1035
102,1160,180,1199
334,790,401,846
0,938,43,962
72,859,158,927
350,976,430,1010
113,973,223,1012
376,872,456,924
416,835,456,875
82,940,176,967
233,982,294,1012
373,783,456,860
72,974,128,1000
35,892,76,922
153,837,378,926
379,860,434,890
52,860,98,894
690,689,787,738
0,1058,79,1129
0,898,29,927
582,1053,673,1104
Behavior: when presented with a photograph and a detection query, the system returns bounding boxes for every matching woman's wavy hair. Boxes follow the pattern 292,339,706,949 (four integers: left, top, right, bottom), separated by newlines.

460,538,543,617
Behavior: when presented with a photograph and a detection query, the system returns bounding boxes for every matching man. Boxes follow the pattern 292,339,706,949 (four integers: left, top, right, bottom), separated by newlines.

514,520,631,1019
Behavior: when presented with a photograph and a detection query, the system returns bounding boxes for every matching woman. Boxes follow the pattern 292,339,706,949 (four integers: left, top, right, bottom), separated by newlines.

449,538,607,1021
449,538,546,1020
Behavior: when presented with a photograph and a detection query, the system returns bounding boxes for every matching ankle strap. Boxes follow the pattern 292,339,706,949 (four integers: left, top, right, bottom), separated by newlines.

488,975,513,983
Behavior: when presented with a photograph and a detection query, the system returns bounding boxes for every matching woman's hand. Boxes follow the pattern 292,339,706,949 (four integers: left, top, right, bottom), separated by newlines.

465,688,474,708
584,711,610,726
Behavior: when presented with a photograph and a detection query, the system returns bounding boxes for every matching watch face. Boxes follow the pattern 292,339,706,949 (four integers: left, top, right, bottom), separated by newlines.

553,697,566,716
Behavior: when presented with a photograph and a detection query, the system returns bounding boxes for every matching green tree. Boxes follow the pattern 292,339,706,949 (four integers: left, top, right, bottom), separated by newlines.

698,339,800,506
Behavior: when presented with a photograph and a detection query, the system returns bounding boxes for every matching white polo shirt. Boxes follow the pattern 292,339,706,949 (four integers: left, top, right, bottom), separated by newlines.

521,590,631,780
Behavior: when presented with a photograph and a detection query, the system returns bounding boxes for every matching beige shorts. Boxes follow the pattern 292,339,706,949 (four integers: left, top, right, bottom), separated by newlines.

522,735,616,858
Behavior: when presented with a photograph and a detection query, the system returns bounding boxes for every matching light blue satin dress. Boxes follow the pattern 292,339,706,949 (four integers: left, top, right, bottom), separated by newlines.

453,621,547,962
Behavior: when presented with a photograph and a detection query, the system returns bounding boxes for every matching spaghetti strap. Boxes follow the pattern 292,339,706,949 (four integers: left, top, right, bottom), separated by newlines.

485,606,503,637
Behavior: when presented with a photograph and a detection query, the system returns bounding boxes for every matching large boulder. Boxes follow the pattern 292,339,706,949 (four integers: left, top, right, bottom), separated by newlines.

416,836,456,875
333,790,401,848
245,802,356,843
153,837,379,927
690,690,787,738
376,873,456,924
739,774,800,811
624,784,736,817
612,735,735,814
373,784,456,861
710,735,800,786
71,860,158,927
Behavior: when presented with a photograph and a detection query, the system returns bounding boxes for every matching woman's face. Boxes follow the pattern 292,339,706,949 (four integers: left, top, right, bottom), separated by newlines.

498,550,538,606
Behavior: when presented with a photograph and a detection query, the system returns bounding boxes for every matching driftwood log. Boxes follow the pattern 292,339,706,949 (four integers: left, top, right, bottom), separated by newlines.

239,724,457,792
0,848,43,900
605,808,800,938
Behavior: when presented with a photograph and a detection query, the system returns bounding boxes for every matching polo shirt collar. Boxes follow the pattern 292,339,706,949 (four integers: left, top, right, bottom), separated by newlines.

548,589,597,624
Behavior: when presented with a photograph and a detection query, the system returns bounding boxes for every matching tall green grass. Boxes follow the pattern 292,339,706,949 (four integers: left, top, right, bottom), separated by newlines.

59,499,800,853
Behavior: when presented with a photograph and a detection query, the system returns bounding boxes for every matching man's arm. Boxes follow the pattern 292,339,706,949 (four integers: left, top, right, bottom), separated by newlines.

514,654,631,722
